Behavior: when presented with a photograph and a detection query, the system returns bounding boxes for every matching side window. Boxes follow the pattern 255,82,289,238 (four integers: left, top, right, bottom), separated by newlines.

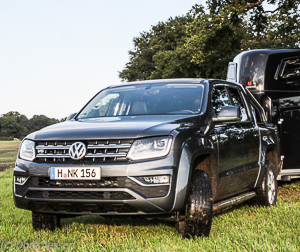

227,87,249,122
211,86,230,116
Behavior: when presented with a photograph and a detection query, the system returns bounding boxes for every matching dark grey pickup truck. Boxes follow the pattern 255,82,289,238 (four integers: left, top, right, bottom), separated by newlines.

13,79,280,237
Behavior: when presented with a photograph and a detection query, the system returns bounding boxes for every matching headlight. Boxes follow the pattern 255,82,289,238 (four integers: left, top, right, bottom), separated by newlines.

127,136,172,160
19,140,36,161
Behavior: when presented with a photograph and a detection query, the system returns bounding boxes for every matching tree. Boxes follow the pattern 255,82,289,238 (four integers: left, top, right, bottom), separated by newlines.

186,0,300,78
251,0,300,48
119,31,156,81
184,3,246,79
0,112,60,139
119,15,196,81
0,112,29,139
119,0,300,81
26,115,59,133
148,15,198,79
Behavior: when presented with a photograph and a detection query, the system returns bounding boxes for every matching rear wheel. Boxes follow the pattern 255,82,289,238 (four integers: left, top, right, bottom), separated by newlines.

32,212,60,231
175,170,213,238
254,160,277,206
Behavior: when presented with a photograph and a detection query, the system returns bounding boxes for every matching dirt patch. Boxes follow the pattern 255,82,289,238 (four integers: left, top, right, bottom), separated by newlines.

0,164,14,173
0,149,18,154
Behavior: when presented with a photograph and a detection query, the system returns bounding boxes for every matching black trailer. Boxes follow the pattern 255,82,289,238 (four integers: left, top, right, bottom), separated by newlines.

227,49,300,181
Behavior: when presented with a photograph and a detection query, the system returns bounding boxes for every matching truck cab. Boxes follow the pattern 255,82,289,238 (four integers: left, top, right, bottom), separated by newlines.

14,79,279,237
227,49,300,180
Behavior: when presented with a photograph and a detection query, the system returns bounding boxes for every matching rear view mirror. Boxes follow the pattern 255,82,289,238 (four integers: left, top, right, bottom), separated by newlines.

213,106,242,123
66,112,77,121
226,62,237,82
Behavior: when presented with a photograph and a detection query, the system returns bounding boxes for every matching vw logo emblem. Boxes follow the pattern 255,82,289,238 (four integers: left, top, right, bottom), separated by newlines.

69,142,87,160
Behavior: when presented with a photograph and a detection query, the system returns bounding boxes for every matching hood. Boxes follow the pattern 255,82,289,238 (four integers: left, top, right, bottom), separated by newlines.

27,115,200,141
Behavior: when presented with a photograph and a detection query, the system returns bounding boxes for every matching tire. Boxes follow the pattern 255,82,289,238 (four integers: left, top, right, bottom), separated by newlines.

175,170,213,238
32,212,60,231
254,160,277,206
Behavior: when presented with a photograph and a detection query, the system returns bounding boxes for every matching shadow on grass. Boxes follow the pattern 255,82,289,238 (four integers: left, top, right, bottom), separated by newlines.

212,201,254,217
59,202,257,232
60,191,278,230
61,214,175,229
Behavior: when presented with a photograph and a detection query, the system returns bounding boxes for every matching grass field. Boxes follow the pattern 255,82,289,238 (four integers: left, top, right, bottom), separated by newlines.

0,141,20,173
0,141,300,251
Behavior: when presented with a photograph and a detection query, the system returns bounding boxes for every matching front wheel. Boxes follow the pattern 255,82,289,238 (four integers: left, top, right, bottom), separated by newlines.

32,212,60,231
175,170,213,238
254,160,277,206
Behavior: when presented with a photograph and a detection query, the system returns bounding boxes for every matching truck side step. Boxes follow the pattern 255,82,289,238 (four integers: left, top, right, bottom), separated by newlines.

213,191,256,212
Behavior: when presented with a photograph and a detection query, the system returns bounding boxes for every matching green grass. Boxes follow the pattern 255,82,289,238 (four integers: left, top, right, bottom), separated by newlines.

0,142,300,251
0,141,20,173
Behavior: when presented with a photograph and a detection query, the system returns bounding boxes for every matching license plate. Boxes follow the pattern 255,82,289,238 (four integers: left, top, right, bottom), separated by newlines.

50,167,101,180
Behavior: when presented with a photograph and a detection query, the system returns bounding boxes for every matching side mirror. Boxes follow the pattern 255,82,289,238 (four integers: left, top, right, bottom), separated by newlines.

213,106,242,123
66,112,77,121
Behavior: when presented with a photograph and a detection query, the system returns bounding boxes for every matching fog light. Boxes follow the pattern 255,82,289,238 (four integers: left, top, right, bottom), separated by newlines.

141,175,170,184
15,176,28,185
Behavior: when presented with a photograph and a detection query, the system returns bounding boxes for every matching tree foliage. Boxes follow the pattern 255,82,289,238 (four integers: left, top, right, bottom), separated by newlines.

119,15,196,81
119,0,300,81
0,112,60,139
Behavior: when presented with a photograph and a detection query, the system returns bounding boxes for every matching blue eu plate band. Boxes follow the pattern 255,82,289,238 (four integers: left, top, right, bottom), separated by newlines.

50,167,55,179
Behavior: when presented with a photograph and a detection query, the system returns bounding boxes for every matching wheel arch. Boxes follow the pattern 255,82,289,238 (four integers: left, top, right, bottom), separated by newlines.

259,127,280,178
266,148,280,176
256,146,279,188
192,154,218,202
171,146,217,212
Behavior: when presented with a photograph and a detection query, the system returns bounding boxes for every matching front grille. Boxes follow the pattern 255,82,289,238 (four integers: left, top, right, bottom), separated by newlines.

26,190,134,200
17,176,170,199
34,139,134,163
37,177,119,188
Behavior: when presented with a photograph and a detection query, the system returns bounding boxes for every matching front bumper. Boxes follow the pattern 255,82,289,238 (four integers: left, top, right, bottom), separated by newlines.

13,153,181,215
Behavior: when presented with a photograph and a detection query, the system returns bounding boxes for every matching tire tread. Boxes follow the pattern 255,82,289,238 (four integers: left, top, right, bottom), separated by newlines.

32,212,60,231
254,160,277,206
178,170,213,238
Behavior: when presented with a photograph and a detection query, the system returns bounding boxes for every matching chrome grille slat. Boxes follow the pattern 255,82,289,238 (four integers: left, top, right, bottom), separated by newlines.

85,153,127,158
36,145,71,150
36,153,127,158
35,140,133,163
87,144,131,149
37,154,70,158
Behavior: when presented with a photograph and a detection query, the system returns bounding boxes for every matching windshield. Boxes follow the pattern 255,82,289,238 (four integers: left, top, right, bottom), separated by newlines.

77,83,204,119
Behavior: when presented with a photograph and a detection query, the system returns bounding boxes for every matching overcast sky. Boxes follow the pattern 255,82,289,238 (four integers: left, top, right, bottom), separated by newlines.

0,0,206,119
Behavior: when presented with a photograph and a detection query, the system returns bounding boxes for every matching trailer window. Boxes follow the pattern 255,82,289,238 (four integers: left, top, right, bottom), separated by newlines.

275,57,300,79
